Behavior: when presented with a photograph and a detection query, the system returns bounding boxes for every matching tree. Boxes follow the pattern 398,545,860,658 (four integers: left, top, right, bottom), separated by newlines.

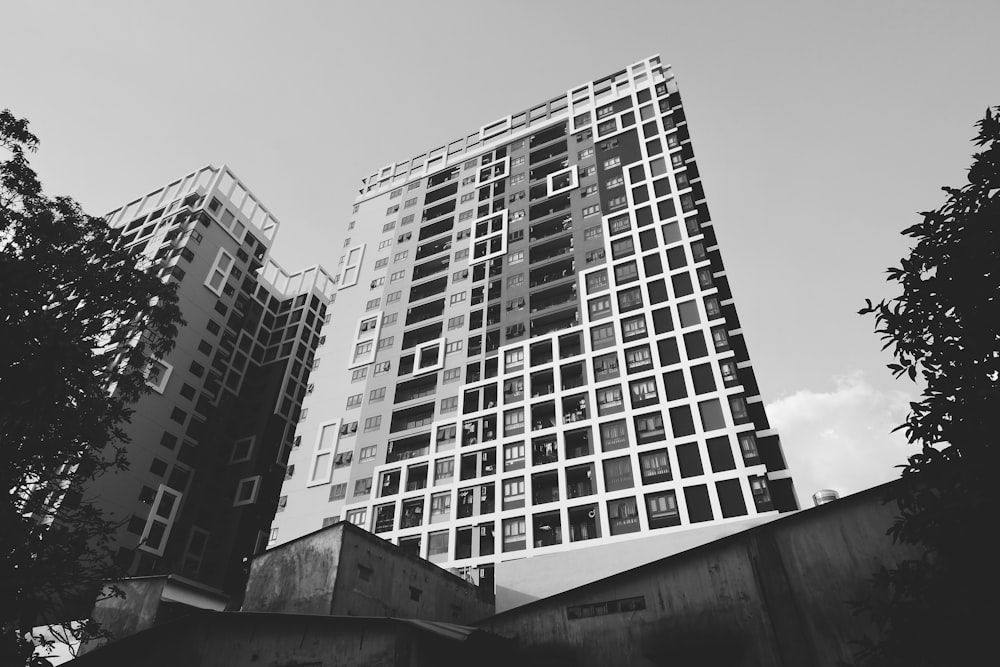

854,107,1000,665
0,110,183,665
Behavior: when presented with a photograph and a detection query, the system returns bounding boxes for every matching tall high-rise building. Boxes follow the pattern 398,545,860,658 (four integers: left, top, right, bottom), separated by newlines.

274,56,798,587
89,165,335,595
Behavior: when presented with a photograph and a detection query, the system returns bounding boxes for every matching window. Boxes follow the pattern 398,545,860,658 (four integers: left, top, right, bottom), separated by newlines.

582,204,601,218
618,287,643,311
461,192,476,203
504,349,524,370
370,387,386,402
614,262,639,284
578,147,594,160
512,155,525,167
435,458,455,482
351,368,368,382
374,258,389,269
646,491,680,528
603,156,622,169
378,239,391,250
234,476,261,506
504,409,525,436
507,274,524,288
346,393,363,408
584,225,602,240
360,445,377,462
386,291,401,304
455,248,469,260
603,457,633,491
581,184,598,198
444,368,462,383
591,323,615,349
204,248,234,296
370,277,385,289
390,188,402,199
366,298,381,311
625,346,652,370
630,378,658,403
354,477,372,497
597,386,624,413
394,250,408,262
364,416,382,432
431,493,452,518
589,296,612,319
453,269,469,282
605,175,625,189
386,205,399,215
502,517,526,551
382,313,398,326
402,213,415,225
391,270,405,282
354,341,373,362
504,443,525,470
441,396,459,412
450,292,467,304
382,221,396,232
508,250,524,265
397,232,412,243
510,173,525,185
445,341,464,354
640,449,671,483
404,197,417,208
377,336,394,350
622,315,647,339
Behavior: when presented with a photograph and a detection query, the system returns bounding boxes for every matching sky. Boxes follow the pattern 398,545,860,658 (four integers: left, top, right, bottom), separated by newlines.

4,0,997,507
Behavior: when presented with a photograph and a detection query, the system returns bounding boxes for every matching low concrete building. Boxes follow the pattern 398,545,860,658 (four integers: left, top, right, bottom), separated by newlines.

243,520,494,624
477,482,918,666
69,612,512,667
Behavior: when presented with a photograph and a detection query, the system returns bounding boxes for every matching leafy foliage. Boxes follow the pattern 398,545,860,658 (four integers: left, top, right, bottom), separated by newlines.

0,110,182,665
854,107,999,665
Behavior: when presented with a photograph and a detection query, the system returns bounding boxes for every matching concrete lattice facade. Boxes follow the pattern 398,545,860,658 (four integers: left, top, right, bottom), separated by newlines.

274,56,798,586
85,166,335,595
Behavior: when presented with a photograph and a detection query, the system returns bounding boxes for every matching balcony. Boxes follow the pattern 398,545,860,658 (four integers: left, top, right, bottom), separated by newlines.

529,139,568,165
379,470,400,497
421,199,456,223
427,166,459,189
530,341,553,366
529,215,572,244
532,510,562,548
529,235,573,266
401,322,442,350
405,462,428,491
560,362,586,391
405,299,445,327
531,435,558,465
409,276,447,303
562,393,590,424
568,505,600,542
529,257,574,288
530,308,580,338
532,471,560,505
529,123,567,149
565,464,595,498
390,402,435,434
416,236,453,261
400,499,424,529
529,194,570,223
373,505,395,534
564,428,593,459
418,216,455,242
412,256,449,282
424,180,458,204
530,369,554,398
387,435,431,466
529,283,577,315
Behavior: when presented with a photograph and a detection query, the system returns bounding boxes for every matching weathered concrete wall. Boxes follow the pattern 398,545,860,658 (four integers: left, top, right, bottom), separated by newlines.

494,514,777,611
70,613,511,667
479,484,921,667
88,577,167,646
331,526,494,624
242,523,344,614
243,521,493,624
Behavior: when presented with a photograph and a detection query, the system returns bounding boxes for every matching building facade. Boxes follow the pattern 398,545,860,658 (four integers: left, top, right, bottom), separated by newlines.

274,56,798,587
88,166,335,595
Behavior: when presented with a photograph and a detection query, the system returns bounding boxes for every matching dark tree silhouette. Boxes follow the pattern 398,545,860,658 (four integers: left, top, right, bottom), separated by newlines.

854,107,999,665
0,110,182,665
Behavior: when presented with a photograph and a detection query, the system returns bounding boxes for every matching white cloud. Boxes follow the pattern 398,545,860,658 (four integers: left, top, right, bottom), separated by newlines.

766,371,916,508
